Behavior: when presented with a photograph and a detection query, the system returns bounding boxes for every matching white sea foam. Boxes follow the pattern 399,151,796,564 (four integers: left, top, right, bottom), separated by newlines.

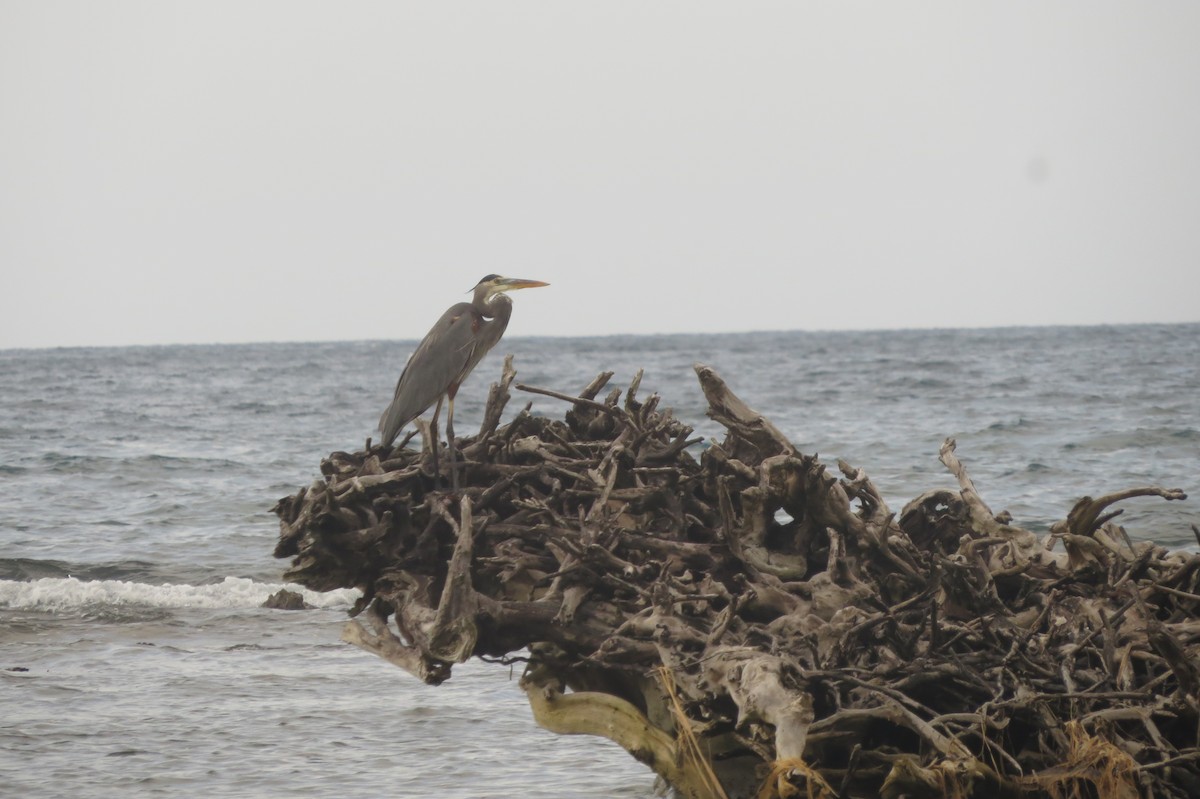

0,575,359,613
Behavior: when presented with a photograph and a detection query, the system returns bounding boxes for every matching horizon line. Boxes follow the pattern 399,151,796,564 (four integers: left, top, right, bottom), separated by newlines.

3,319,1197,354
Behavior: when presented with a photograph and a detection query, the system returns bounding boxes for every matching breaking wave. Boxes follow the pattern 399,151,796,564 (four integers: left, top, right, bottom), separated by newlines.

0,575,358,614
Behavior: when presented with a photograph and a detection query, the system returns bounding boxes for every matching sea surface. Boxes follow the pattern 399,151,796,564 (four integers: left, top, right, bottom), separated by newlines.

2,325,1198,798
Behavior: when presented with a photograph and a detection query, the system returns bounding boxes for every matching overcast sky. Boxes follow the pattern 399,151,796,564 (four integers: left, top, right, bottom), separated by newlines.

2,3,1198,349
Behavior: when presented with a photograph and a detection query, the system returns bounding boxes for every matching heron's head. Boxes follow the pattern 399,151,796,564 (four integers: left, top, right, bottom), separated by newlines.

474,274,550,299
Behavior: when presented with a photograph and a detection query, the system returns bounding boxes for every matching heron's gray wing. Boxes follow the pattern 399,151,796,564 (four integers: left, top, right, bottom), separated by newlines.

378,303,480,445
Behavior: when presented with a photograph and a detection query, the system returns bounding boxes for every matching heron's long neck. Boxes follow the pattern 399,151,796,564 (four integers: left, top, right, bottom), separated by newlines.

476,291,513,322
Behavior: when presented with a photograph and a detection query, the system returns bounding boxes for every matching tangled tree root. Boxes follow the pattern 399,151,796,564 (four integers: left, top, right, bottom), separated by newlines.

273,357,1199,798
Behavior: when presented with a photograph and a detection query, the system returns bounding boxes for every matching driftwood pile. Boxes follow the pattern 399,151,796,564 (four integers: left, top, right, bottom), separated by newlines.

273,358,1199,799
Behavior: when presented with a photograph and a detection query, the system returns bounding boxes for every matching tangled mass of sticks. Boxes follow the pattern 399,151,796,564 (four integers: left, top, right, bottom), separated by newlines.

273,358,1199,798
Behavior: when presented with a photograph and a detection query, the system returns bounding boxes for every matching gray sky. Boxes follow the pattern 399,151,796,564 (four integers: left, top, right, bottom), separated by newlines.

2,2,1198,349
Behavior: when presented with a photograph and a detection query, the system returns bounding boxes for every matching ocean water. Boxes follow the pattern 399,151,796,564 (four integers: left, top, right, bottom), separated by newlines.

2,325,1198,797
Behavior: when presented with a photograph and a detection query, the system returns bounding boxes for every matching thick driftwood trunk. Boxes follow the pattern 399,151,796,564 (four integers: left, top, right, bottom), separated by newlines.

273,357,1199,799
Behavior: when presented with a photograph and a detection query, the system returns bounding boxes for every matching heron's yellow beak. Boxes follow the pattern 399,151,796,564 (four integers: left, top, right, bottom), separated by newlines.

496,278,549,291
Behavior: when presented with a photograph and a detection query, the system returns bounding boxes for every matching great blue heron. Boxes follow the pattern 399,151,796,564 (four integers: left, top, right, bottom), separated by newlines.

378,274,549,488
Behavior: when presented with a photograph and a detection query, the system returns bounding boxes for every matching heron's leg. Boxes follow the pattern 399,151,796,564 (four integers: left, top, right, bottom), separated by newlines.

428,395,444,486
446,395,458,492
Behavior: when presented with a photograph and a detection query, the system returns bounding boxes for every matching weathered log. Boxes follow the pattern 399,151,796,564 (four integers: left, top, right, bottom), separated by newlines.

272,360,1196,798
